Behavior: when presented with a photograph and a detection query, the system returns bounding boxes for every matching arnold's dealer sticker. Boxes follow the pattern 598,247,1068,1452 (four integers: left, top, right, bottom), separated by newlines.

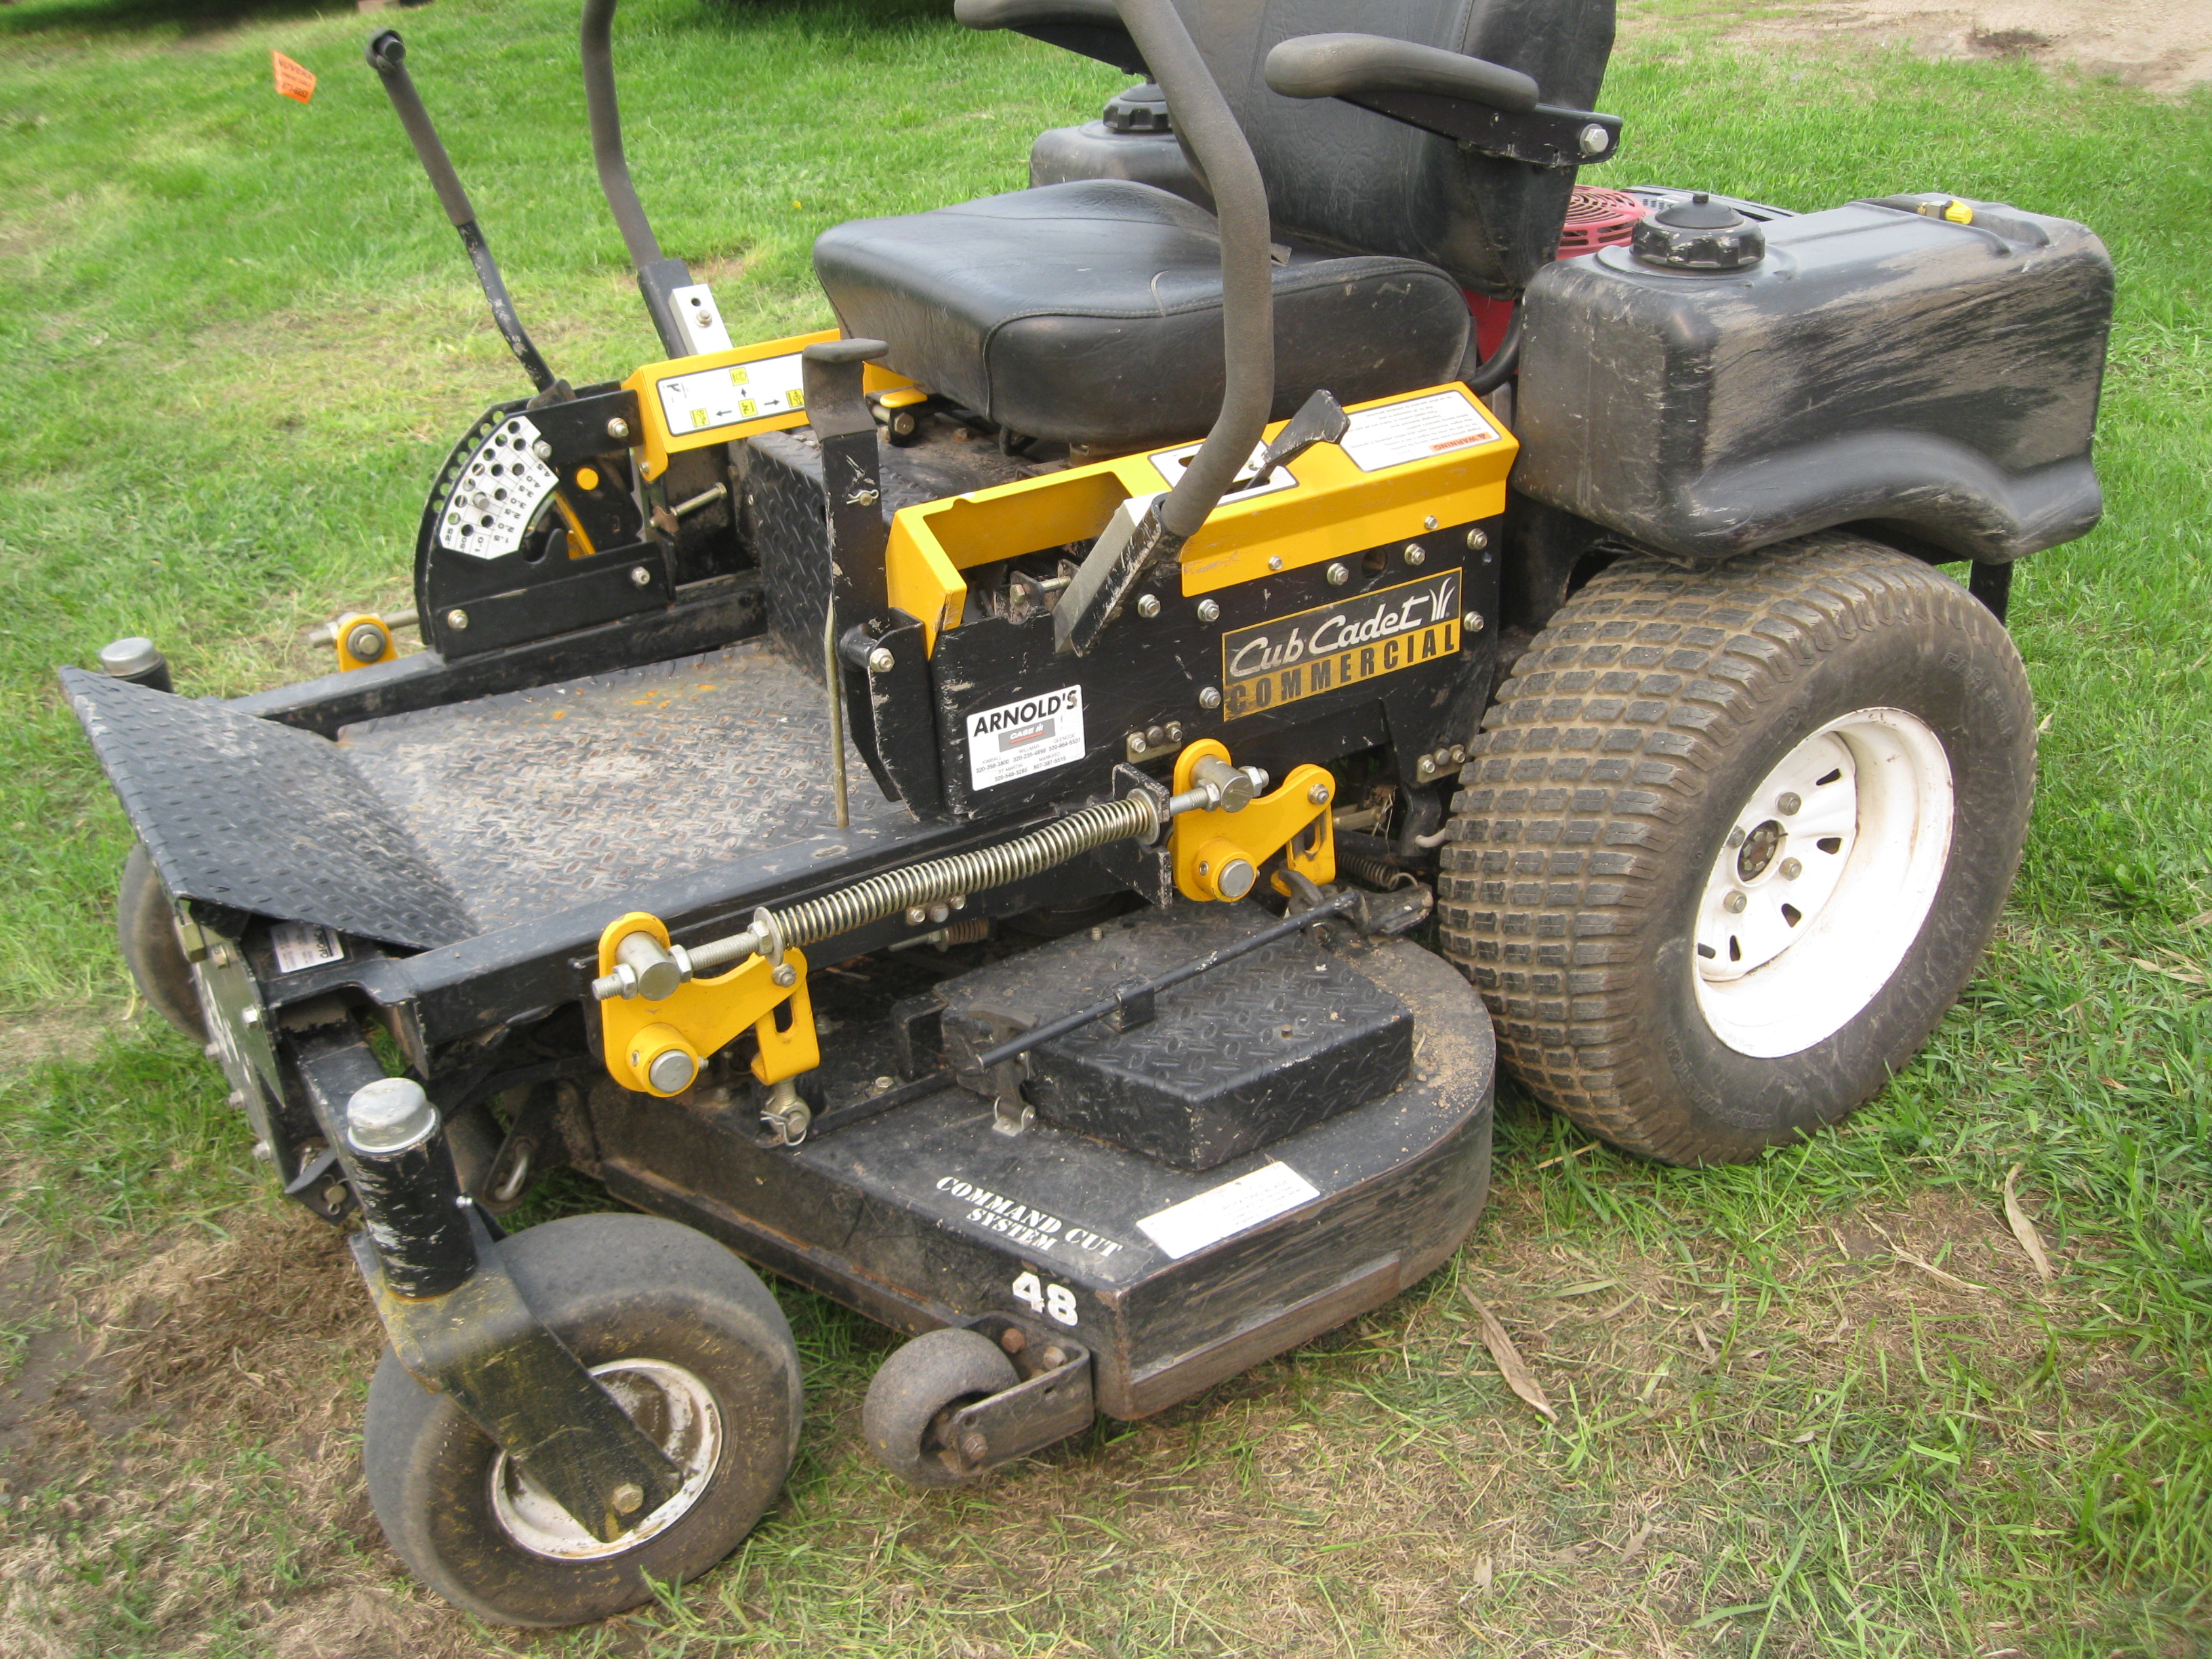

270,921,346,975
965,685,1087,790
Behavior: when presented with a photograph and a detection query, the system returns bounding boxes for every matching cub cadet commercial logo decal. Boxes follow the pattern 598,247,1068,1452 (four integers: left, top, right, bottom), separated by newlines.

1220,570,1460,720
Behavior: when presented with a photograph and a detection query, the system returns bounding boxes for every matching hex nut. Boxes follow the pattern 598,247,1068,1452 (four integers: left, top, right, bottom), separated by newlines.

531,438,554,461
611,1482,644,1515
1199,687,1223,710
1463,611,1486,633
771,963,798,988
867,646,896,674
1308,782,1330,805
1580,123,1610,155
1127,733,1148,756
1404,544,1427,566
1196,598,1221,623
630,566,652,588
1416,755,1437,779
607,417,631,441
1724,890,1748,914
1780,858,1803,880
1467,527,1490,552
1778,792,1803,815
1326,562,1350,586
959,1431,990,1464
1423,515,1439,531
1136,594,1162,618
905,906,928,925
344,623,387,662
1267,554,1284,571
446,609,470,631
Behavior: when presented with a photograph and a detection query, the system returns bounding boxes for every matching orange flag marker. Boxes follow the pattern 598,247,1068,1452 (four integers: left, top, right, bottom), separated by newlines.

273,51,317,104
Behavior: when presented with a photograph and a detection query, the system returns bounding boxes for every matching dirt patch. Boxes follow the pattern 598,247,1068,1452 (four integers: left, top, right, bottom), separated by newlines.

1695,0,2212,92
0,1010,110,1073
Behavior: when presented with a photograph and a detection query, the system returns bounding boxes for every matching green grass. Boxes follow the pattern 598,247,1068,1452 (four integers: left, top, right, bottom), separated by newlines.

2,1,2210,1654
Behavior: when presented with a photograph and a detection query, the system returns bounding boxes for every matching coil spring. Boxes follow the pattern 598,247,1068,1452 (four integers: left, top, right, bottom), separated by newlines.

769,794,1160,950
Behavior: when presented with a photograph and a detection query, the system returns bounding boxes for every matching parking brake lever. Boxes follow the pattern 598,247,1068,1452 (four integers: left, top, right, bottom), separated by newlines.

1244,388,1349,487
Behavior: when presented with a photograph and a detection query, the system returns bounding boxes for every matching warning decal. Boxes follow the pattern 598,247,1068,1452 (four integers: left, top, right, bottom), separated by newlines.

1138,1163,1321,1260
964,685,1087,790
270,921,346,975
1220,569,1460,720
1340,389,1500,472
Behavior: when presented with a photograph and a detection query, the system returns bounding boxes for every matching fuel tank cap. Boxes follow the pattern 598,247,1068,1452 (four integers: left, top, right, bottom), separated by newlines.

1632,192,1767,271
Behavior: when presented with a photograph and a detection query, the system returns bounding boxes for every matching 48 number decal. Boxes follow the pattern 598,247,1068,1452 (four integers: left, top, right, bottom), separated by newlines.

1011,1271,1078,1327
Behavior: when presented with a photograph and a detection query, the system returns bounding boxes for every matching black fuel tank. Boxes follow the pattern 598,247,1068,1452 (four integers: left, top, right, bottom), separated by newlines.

1511,193,2112,563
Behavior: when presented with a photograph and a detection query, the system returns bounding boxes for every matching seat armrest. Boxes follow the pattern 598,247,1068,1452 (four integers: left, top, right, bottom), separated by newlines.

954,0,1148,75
1264,33,1538,115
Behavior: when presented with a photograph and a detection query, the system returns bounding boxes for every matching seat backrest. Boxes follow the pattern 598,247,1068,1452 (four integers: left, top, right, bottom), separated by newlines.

1174,0,1614,296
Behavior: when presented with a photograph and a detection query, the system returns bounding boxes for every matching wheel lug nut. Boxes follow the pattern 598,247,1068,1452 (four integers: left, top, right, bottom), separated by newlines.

611,1481,644,1515
1778,792,1802,815
1723,890,1748,914
1780,858,1802,880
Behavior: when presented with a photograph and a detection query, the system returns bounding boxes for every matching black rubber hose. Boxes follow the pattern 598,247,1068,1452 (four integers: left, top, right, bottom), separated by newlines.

1463,308,1521,395
579,0,663,272
1114,0,1274,539
366,32,557,392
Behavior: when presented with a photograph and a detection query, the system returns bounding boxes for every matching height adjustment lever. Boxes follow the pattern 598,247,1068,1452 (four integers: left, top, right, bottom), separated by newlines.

365,31,558,394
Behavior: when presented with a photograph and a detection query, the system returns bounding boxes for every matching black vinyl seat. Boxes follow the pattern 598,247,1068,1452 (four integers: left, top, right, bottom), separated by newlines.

813,179,1470,452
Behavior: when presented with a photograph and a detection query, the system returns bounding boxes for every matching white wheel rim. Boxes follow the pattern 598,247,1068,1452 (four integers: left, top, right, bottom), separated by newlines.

1691,707,1954,1059
489,1358,722,1561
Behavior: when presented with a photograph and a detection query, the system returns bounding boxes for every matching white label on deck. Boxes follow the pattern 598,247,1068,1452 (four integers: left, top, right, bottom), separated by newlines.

1339,389,1499,472
270,921,346,975
1137,1162,1322,1260
964,684,1086,790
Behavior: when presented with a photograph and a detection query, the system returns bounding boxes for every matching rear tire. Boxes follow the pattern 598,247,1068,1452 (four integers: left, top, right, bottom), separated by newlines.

118,842,205,1043
1437,535,2034,1164
363,1213,802,1627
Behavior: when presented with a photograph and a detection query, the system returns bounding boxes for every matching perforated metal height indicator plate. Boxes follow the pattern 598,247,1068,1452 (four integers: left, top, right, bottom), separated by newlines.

437,413,560,558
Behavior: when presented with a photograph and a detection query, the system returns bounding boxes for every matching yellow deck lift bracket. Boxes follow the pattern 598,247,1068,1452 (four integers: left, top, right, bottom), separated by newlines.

594,912,818,1098
1169,739,1337,903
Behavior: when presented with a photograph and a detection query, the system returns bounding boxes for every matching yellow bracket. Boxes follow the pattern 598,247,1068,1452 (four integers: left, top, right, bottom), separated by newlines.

333,613,394,673
595,912,819,1098
1169,739,1337,903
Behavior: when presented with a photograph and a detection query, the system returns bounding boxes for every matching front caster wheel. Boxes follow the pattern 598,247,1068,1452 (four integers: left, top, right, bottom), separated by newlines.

362,1214,802,1627
1440,534,2035,1164
863,1327,1019,1489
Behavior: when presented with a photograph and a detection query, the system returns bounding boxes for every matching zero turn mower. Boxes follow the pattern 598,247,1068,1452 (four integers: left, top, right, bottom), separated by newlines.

68,0,2109,1626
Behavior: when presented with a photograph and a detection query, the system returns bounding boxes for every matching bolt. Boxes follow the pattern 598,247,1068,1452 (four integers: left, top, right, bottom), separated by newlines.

1200,687,1222,710
1147,725,1166,745
1450,744,1467,762
928,903,949,924
867,645,896,674
344,623,386,662
1424,515,1439,531
950,894,967,909
1197,598,1221,623
1128,733,1148,756
906,906,928,925
959,1431,990,1465
630,566,651,588
1726,827,1747,848
1404,544,1427,567
874,1076,896,1092
1267,554,1284,571
607,417,631,441
240,1006,261,1025
1780,857,1803,880
1463,611,1485,632
1467,527,1490,552
1580,122,1610,156
1778,792,1803,815
1326,562,1350,587
531,438,554,462
1416,755,1437,779
1309,782,1330,805
1136,593,1162,618
1164,721,1183,743
771,963,798,988
1723,890,1748,914
647,1047,697,1093
251,1140,272,1162
1000,1327,1028,1354
1040,1345,1068,1370
446,608,469,631
611,1481,645,1516
693,308,716,329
